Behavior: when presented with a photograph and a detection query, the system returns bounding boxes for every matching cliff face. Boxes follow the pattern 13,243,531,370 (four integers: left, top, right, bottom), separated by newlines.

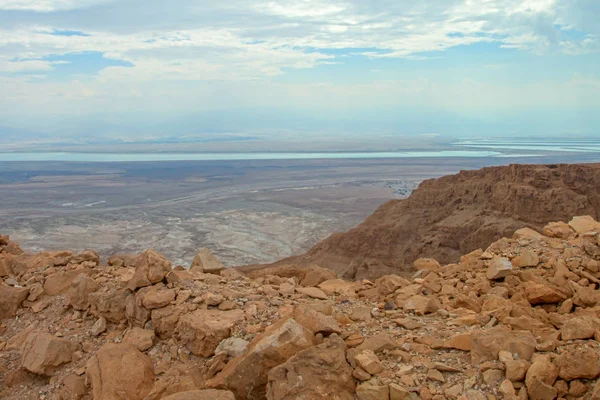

274,163,600,279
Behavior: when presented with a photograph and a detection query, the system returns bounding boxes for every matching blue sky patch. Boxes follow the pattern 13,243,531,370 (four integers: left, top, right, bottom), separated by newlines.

48,29,91,37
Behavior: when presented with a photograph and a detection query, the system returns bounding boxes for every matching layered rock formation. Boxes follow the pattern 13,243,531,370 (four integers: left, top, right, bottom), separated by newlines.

265,163,600,279
2,214,600,399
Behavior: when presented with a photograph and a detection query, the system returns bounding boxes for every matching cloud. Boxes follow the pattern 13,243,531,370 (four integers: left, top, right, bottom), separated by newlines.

0,0,108,12
0,0,598,138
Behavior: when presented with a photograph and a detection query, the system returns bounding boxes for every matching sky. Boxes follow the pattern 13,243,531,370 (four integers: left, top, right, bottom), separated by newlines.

0,0,599,146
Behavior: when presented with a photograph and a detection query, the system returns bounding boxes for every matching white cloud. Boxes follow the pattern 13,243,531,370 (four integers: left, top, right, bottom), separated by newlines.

0,0,108,12
0,0,598,133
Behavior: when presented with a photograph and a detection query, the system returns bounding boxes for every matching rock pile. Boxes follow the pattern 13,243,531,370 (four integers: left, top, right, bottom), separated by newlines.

1,215,600,399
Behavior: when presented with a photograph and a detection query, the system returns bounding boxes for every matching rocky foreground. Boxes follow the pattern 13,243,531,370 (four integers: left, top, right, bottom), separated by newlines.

2,215,600,399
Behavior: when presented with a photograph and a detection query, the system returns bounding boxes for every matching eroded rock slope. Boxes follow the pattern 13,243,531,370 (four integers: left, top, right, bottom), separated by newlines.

266,163,600,279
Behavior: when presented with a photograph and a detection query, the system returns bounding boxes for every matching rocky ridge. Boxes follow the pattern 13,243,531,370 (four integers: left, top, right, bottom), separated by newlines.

1,214,600,399
264,163,600,279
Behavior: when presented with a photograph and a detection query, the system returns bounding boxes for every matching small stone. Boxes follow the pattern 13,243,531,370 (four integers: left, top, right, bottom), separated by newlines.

355,350,384,375
427,369,445,383
91,317,107,336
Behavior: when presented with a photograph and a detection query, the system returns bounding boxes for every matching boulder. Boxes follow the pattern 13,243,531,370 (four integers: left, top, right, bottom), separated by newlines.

505,360,530,382
89,287,129,323
0,255,12,277
413,258,440,271
355,350,383,375
57,374,87,400
68,274,99,311
176,309,245,357
375,274,410,295
206,318,315,400
91,317,107,336
558,348,600,381
561,316,599,340
152,305,183,339
512,249,539,268
215,337,249,358
86,343,155,400
513,228,544,240
44,269,92,296
356,382,390,400
142,287,176,310
293,305,341,335
20,332,78,375
267,334,355,400
123,327,156,352
569,215,600,235
127,249,172,291
70,250,100,265
401,294,440,315
0,283,29,320
299,264,336,287
543,221,575,239
486,257,512,280
108,253,138,268
190,248,225,274
525,283,567,305
471,327,536,364
125,289,152,327
295,287,328,300
525,356,558,400
162,390,236,400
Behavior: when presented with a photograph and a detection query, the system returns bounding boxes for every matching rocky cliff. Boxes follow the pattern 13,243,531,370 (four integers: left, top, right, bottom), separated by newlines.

2,214,600,399
268,163,600,279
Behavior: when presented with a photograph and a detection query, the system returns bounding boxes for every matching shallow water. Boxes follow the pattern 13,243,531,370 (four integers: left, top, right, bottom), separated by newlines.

0,150,504,162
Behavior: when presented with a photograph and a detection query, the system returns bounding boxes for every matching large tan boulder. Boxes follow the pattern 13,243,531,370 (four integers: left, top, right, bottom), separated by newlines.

127,249,172,291
125,288,152,327
70,250,100,265
206,318,315,400
471,327,536,365
569,215,600,235
413,258,440,271
176,309,245,357
20,332,78,375
89,287,129,323
189,248,224,274
108,253,138,268
525,356,558,400
162,390,235,400
141,287,176,310
267,334,354,400
68,274,99,310
0,283,29,320
511,250,539,268
44,269,92,296
295,287,328,300
292,305,341,335
561,316,600,340
86,343,155,400
543,221,575,239
123,327,156,352
558,348,600,381
486,257,512,280
299,264,336,287
152,305,183,339
375,274,410,296
0,255,12,277
525,283,568,305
